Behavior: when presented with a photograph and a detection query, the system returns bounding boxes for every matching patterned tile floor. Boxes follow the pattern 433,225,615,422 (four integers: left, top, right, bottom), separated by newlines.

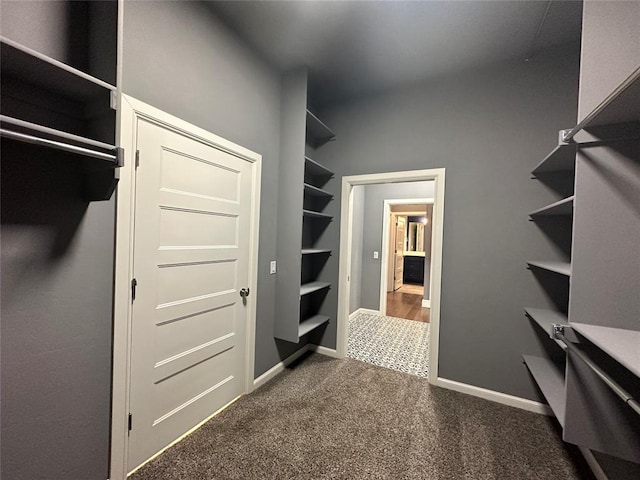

347,312,430,378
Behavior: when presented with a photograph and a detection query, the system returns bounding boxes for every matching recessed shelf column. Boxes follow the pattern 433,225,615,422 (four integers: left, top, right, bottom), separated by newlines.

275,68,337,343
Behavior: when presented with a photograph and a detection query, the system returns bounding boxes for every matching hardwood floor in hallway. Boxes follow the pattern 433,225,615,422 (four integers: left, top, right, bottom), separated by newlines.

386,290,430,323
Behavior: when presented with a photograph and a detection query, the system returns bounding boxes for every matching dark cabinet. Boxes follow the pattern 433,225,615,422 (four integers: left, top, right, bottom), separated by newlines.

403,256,425,284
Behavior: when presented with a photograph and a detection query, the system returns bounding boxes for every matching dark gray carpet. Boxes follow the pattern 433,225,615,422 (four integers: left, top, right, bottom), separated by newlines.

131,353,593,480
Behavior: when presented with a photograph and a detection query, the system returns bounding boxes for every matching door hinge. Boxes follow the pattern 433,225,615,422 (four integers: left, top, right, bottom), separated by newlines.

135,150,140,168
131,278,137,302
128,413,133,432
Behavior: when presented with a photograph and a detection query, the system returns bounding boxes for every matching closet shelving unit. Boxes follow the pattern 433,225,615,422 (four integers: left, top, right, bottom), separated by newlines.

0,34,121,200
524,54,640,463
524,179,573,423
1,3,120,479
275,69,336,343
297,109,335,339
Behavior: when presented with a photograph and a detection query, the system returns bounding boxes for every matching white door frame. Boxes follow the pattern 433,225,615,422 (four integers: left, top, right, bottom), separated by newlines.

110,94,262,480
336,169,445,385
379,198,434,315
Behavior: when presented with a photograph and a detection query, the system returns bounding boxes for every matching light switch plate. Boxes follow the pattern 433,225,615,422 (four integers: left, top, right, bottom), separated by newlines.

270,260,277,274
373,251,379,259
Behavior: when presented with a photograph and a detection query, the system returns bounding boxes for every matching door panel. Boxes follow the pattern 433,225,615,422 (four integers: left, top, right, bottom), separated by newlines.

394,216,406,290
128,118,252,471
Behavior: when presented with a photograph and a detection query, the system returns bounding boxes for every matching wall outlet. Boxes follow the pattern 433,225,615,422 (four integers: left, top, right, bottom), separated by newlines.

270,260,277,274
373,251,379,259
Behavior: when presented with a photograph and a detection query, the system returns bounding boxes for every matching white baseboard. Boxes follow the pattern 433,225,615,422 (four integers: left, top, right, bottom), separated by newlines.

310,344,340,358
253,344,311,390
422,299,430,308
349,307,381,320
435,377,552,416
579,447,609,480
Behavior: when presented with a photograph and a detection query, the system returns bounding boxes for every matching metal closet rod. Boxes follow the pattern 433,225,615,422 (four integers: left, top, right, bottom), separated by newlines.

0,128,117,163
554,327,640,417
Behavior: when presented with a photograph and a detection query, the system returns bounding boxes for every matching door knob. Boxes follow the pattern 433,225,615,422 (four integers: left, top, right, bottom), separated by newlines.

240,288,250,298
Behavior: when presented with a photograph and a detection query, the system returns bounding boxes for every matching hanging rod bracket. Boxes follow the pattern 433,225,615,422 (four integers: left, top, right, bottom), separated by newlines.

114,147,125,167
559,123,640,146
552,323,579,343
559,129,574,145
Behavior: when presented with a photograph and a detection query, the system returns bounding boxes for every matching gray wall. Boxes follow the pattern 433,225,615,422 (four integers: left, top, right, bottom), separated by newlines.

121,1,302,378
313,46,581,400
1,148,114,480
359,181,434,311
349,186,365,314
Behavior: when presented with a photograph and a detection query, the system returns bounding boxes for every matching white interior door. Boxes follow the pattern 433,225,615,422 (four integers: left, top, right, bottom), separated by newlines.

128,118,252,471
394,216,406,290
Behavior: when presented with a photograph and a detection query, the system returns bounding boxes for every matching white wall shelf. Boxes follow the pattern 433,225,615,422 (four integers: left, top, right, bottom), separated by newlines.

523,355,566,426
529,196,574,218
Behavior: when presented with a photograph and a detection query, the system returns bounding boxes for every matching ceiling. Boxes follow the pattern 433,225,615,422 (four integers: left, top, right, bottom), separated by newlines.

208,1,582,107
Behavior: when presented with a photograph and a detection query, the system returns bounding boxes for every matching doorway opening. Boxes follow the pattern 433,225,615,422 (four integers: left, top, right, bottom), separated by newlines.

381,199,434,324
336,169,445,384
